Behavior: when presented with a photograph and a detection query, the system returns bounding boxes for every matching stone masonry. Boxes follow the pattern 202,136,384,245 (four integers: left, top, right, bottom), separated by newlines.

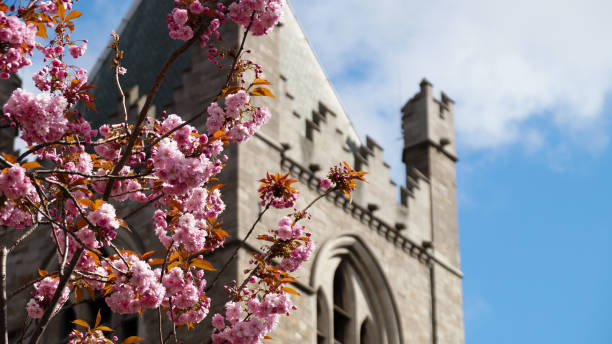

4,1,465,343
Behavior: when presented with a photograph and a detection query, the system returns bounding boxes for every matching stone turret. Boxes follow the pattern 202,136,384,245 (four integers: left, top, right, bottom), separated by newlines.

401,78,459,266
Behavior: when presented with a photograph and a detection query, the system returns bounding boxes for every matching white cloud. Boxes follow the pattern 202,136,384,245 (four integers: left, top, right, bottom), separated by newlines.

290,0,612,174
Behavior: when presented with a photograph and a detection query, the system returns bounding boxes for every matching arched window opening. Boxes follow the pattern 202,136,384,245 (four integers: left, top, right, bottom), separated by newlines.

333,263,353,344
311,235,403,344
317,289,330,344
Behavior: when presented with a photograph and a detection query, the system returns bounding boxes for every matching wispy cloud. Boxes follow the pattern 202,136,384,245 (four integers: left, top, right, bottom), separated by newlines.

290,0,612,175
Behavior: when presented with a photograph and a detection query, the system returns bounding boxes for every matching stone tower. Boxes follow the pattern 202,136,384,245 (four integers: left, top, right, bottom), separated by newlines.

402,79,464,343
4,1,465,343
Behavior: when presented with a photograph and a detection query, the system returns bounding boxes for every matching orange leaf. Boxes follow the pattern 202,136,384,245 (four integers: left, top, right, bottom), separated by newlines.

65,10,82,21
2,153,16,164
209,183,224,191
0,3,8,13
77,198,95,209
96,325,114,332
190,258,216,271
141,251,155,259
95,309,101,327
72,319,90,329
122,336,143,344
249,87,275,98
167,261,181,270
222,86,242,95
148,258,165,266
21,161,42,169
56,0,65,20
281,287,300,296
252,78,271,86
94,199,104,210
264,336,273,340
38,269,48,277
34,22,47,39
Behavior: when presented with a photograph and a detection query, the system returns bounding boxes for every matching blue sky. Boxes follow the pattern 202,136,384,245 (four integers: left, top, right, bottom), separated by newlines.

17,1,612,343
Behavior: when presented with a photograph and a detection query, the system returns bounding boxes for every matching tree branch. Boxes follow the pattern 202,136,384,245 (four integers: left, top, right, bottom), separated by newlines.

28,247,83,344
1,247,8,344
205,203,270,293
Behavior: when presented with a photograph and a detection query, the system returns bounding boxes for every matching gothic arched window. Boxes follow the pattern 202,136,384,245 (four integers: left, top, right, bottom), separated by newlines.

332,263,354,344
311,235,403,344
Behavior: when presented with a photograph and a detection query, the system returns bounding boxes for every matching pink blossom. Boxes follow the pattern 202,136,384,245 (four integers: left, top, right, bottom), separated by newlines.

68,40,87,58
26,277,70,318
3,89,69,145
105,254,165,314
319,177,332,189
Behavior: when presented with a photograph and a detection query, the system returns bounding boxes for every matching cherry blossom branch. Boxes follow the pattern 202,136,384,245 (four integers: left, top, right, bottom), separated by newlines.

103,29,203,201
16,134,129,163
27,247,83,344
147,13,256,153
7,273,57,301
33,169,151,180
205,203,270,293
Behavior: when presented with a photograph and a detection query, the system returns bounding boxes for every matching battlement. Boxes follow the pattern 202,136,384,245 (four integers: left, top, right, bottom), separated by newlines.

402,79,457,173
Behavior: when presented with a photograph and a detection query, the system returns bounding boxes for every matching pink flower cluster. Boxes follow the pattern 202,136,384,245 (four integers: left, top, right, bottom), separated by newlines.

3,88,69,145
0,13,37,78
69,40,87,59
228,0,283,36
39,0,73,13
167,0,227,53
162,267,210,325
154,187,225,253
211,292,294,344
274,216,303,241
105,253,165,314
67,330,116,344
279,239,315,272
0,166,39,228
168,8,194,41
52,226,107,290
26,277,70,319
152,137,215,195
206,91,271,142
86,203,120,245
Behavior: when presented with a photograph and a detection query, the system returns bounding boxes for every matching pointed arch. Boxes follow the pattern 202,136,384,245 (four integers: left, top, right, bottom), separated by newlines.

310,235,403,344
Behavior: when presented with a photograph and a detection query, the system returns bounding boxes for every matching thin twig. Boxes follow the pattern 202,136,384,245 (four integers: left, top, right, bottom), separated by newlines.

103,31,203,201
7,224,40,252
205,203,270,292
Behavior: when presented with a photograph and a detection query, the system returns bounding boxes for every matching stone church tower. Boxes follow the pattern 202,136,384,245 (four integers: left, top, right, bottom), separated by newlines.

3,1,465,343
